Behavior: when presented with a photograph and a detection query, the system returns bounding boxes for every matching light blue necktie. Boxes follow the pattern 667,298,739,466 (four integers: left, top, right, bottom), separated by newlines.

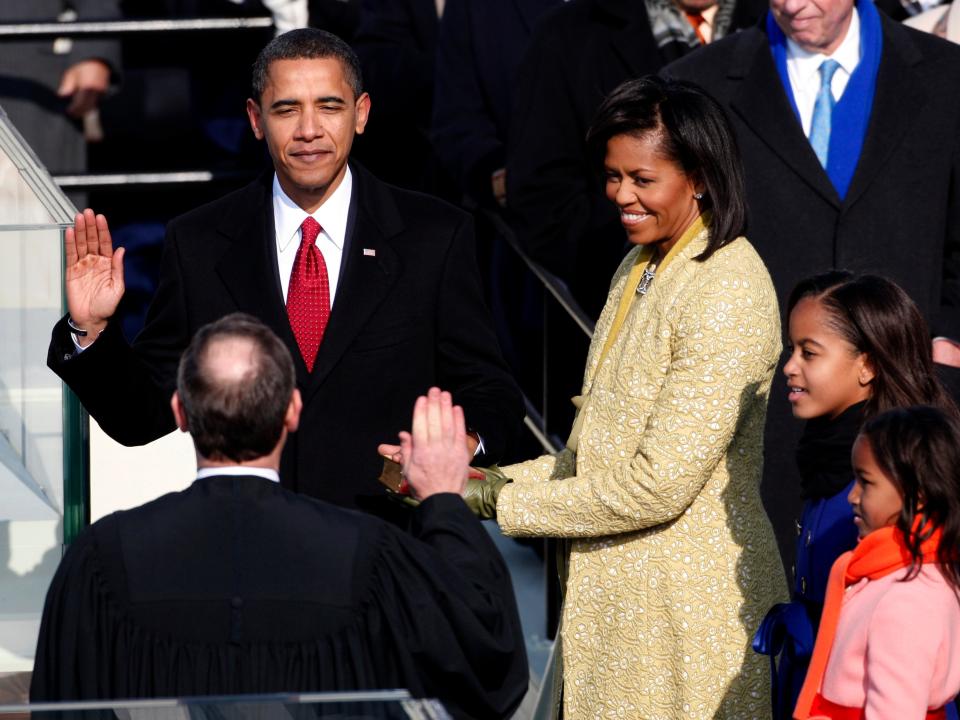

809,59,841,168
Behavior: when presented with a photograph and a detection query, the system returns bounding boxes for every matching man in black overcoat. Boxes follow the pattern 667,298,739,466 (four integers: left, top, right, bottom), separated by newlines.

47,28,523,513
32,314,529,718
665,0,960,559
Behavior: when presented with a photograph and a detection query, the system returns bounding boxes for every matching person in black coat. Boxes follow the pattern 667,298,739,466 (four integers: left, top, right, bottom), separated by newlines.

351,0,445,193
47,28,523,514
665,0,960,564
32,313,529,719
505,0,766,318
0,0,120,206
430,0,560,207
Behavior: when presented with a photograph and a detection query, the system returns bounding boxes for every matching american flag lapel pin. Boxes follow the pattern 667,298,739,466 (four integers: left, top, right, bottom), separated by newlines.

363,248,376,257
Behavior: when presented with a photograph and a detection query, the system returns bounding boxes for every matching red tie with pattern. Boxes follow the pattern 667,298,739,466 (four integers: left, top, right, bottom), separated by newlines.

287,217,329,372
686,12,708,44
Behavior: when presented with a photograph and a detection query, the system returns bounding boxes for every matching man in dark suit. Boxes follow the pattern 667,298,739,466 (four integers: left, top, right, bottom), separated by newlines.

33,314,528,718
48,28,523,512
505,0,766,318
665,0,960,558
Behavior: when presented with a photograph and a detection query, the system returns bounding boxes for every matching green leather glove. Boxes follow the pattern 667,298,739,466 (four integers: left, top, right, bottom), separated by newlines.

463,466,512,519
378,458,511,516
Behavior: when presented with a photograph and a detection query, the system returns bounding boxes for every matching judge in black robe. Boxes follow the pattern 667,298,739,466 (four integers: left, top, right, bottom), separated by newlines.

30,314,528,719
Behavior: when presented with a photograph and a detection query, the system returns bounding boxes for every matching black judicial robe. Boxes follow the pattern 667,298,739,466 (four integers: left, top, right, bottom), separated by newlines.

30,476,528,719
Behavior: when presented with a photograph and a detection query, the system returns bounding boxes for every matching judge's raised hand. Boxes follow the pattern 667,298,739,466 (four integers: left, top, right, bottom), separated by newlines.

398,387,471,500
65,209,125,346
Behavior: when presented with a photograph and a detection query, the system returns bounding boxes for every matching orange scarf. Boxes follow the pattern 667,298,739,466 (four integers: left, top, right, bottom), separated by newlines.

794,521,943,719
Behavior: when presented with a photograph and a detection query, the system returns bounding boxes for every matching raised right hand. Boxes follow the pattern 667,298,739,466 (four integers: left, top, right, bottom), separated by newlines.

65,209,125,345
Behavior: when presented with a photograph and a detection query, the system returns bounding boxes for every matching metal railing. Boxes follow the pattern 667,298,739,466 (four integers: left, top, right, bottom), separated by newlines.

55,170,252,188
0,17,274,38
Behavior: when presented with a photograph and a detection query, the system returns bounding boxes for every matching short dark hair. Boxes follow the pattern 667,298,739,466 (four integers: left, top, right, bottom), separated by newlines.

860,405,960,593
787,272,958,420
251,28,363,102
177,313,296,463
586,75,747,261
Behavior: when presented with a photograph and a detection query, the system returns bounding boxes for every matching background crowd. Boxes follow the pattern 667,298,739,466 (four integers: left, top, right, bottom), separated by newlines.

3,0,960,717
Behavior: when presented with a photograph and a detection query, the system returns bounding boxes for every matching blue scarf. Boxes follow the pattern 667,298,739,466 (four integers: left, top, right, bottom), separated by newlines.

766,0,883,200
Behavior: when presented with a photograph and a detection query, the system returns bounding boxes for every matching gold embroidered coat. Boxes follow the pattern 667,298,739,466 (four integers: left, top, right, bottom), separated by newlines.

497,230,788,719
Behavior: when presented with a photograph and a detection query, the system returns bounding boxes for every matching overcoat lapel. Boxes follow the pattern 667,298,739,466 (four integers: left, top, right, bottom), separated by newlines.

728,30,841,208
583,263,629,391
303,165,401,400
213,175,309,382
843,19,925,208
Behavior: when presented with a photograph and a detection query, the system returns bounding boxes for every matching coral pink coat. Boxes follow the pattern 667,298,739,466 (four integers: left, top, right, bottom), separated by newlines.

816,565,960,719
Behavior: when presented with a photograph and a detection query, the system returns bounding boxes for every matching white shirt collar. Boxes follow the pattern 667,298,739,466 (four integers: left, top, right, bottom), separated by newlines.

273,166,353,254
786,7,861,82
196,466,280,483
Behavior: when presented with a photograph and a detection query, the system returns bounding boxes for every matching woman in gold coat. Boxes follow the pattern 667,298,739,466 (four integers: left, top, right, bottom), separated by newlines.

385,76,787,719
498,77,786,719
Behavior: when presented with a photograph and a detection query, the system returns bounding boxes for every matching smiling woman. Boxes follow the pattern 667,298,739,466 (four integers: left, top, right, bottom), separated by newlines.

469,76,789,718
603,133,701,256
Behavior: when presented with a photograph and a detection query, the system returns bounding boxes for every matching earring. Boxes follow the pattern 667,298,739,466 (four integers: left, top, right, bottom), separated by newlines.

694,192,704,200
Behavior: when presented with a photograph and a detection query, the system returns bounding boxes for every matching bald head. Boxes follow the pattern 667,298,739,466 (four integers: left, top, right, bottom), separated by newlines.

202,336,260,386
176,314,296,463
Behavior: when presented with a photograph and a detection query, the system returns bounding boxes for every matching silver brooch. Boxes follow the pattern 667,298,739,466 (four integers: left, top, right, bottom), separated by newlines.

637,264,657,295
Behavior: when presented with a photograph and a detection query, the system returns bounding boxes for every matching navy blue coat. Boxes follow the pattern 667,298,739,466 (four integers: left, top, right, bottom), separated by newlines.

794,483,859,607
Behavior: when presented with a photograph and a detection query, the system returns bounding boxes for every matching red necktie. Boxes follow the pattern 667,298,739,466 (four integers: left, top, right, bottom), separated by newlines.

686,12,708,44
287,217,329,372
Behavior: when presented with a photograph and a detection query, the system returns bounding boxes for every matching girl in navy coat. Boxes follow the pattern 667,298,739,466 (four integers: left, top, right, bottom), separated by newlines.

754,271,957,718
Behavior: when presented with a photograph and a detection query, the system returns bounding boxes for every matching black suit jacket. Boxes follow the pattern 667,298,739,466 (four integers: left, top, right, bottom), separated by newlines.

505,0,766,317
665,15,960,560
49,164,524,510
31,476,528,718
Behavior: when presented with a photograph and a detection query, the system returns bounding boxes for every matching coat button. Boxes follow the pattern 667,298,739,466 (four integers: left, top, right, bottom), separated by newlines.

800,577,807,594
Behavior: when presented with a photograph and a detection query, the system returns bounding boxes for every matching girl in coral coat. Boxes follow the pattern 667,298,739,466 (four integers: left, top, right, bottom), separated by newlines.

794,405,960,720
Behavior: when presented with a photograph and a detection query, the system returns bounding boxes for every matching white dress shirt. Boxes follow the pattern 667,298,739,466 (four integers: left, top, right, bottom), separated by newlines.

274,166,353,307
786,8,861,137
196,466,280,483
